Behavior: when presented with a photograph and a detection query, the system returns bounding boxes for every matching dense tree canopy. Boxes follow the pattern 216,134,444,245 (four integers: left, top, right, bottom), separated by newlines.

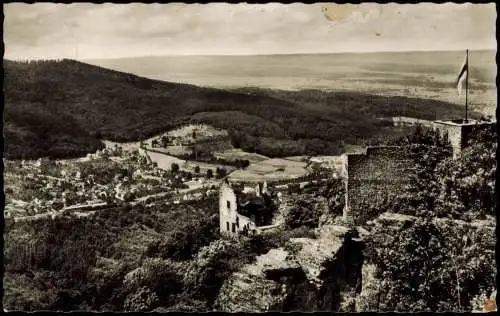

4,197,220,311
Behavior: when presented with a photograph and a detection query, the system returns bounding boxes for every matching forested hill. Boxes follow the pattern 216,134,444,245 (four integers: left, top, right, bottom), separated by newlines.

3,59,476,159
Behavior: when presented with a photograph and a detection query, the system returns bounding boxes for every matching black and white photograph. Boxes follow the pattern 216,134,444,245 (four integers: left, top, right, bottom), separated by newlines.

2,2,497,312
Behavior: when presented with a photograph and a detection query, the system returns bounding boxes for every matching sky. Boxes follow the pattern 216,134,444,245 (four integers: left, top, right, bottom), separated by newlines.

4,3,497,60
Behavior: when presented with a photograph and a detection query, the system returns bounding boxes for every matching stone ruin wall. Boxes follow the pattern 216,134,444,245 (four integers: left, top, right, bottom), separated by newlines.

219,181,256,235
432,121,496,158
343,146,415,225
341,121,496,225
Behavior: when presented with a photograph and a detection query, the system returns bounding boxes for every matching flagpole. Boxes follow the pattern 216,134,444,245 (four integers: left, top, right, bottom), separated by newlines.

465,49,468,122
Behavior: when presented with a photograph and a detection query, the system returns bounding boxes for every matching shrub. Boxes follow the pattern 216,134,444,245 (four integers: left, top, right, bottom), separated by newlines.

170,163,180,173
285,198,323,229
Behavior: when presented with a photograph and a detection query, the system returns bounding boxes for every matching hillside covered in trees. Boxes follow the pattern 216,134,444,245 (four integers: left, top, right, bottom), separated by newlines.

4,59,477,159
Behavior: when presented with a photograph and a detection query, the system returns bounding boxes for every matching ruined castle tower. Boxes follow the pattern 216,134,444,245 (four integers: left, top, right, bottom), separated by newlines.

433,120,496,159
219,179,256,236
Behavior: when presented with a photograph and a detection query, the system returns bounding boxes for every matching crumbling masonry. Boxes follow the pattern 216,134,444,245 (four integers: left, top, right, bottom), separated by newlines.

341,119,495,225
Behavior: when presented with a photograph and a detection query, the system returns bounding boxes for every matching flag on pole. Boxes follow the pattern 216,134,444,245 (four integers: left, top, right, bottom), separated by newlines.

456,52,468,96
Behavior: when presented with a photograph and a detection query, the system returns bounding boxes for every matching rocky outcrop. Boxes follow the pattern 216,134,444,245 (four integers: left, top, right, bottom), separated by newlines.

294,225,364,311
289,225,350,288
216,248,305,312
216,225,365,312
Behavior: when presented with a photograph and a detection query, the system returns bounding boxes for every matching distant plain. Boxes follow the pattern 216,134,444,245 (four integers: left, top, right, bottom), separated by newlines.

87,49,497,117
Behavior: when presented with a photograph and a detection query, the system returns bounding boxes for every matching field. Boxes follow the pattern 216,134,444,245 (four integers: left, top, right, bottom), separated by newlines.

228,157,309,183
182,160,237,174
146,151,186,170
213,148,269,164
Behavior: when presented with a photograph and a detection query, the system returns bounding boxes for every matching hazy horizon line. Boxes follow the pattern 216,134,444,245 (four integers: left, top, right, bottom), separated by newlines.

5,47,496,62
83,47,497,60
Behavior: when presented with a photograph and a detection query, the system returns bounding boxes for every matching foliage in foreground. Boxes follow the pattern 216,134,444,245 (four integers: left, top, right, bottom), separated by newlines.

364,217,495,312
360,126,496,312
3,197,220,311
